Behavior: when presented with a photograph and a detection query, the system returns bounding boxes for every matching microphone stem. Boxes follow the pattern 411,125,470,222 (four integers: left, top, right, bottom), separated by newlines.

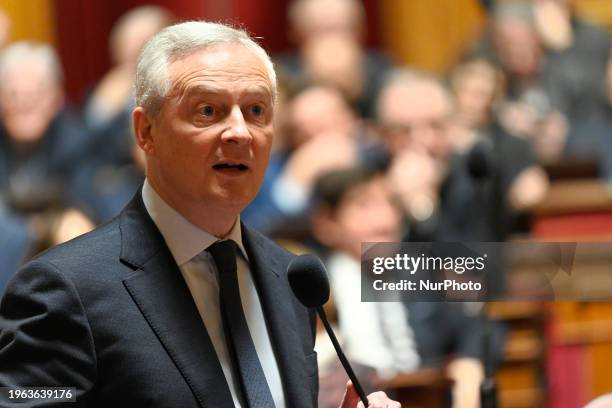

316,306,369,407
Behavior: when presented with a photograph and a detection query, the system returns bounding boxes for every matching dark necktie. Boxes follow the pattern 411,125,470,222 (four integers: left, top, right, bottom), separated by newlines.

208,240,275,408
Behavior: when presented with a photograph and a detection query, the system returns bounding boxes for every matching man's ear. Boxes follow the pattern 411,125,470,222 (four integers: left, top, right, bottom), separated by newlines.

133,106,155,155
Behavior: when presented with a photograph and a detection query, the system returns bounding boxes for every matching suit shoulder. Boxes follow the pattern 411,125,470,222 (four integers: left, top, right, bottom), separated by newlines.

31,217,122,276
243,225,298,260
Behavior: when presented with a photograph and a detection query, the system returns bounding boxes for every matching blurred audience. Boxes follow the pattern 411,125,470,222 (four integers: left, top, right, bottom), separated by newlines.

0,41,94,286
450,57,504,132
476,0,612,171
84,6,174,129
243,84,360,235
374,69,453,240
311,165,491,408
311,165,419,407
374,65,547,240
485,1,570,163
533,0,611,121
543,0,612,177
278,0,390,118
443,57,549,241
76,6,173,221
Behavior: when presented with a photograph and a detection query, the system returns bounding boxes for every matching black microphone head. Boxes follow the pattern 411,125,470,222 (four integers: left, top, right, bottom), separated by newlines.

287,254,330,308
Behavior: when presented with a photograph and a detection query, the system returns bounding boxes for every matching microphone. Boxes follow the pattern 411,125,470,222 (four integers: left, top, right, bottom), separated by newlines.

288,255,369,407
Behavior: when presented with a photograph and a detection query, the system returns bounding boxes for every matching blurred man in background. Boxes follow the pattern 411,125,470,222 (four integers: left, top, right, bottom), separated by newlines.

279,0,390,118
243,84,360,235
0,41,94,290
76,6,174,221
311,165,420,407
375,69,453,239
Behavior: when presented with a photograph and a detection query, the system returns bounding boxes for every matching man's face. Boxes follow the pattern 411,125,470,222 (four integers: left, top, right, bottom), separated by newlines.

0,63,62,143
379,82,451,159
289,86,354,146
453,62,498,128
143,43,274,214
336,176,403,257
494,19,542,77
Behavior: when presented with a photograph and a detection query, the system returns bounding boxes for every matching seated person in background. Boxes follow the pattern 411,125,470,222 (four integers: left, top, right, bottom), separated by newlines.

445,58,548,240
375,71,508,405
0,41,94,286
310,165,420,407
532,0,611,123
278,0,390,118
376,67,547,242
242,84,360,235
375,69,454,240
83,5,174,130
77,6,173,221
481,1,571,164
532,0,612,175
311,165,487,408
449,57,504,135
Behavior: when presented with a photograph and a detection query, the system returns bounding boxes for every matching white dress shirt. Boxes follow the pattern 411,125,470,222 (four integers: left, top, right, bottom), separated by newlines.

142,180,285,407
327,252,420,378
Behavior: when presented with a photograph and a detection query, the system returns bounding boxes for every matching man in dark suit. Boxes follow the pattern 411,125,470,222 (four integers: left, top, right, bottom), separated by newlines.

0,21,398,408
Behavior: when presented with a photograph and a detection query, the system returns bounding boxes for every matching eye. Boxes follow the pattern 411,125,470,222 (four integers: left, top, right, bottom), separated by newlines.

200,105,215,117
249,104,265,117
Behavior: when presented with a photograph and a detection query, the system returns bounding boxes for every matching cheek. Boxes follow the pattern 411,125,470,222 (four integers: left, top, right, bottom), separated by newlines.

156,124,214,163
253,130,273,170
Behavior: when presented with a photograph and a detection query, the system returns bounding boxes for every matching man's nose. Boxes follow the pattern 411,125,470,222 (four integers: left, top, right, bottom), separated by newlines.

221,105,252,145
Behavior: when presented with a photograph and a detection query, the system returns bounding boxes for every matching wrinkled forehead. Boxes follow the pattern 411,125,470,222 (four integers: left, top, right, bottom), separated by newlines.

167,43,274,95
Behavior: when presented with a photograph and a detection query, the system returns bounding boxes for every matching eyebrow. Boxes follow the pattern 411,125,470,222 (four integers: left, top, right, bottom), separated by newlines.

182,84,272,101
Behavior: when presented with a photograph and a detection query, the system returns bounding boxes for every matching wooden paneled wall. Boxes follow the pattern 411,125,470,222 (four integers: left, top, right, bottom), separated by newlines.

378,0,486,73
0,0,56,45
574,0,612,31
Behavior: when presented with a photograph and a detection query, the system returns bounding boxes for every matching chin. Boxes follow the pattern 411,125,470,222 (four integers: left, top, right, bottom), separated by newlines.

209,190,255,210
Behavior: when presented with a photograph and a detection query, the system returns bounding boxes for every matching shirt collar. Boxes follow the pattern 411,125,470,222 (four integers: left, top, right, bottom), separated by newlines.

141,179,248,267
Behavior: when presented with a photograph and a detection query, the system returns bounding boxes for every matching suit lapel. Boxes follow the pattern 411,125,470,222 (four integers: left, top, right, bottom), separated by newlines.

119,193,234,408
242,225,315,408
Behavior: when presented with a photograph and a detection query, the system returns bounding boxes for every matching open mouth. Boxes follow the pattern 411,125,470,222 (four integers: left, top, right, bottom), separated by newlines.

212,162,249,172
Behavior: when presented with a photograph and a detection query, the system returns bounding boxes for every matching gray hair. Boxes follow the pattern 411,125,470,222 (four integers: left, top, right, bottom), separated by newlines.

0,41,63,85
135,21,277,116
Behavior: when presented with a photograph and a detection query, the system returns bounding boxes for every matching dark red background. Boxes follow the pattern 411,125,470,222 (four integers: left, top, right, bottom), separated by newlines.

53,0,381,104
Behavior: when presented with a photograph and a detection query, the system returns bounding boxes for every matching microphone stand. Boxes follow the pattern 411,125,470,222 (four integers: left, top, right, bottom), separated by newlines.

316,306,369,407
480,302,498,408
466,135,500,408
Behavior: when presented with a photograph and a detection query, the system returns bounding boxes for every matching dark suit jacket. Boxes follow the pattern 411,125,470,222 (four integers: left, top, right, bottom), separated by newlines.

0,192,319,407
